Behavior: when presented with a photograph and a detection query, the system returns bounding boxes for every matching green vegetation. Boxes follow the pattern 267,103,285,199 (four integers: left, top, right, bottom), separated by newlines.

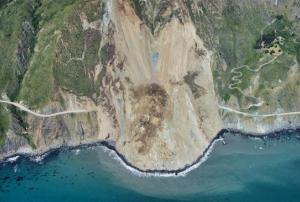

186,1,265,101
0,106,10,145
19,133,36,149
54,60,96,96
253,16,300,97
82,0,103,22
0,0,38,98
84,29,102,70
1,0,300,146
260,53,294,84
0,0,104,144
19,40,56,107
18,0,81,108
52,1,103,97
186,0,300,104
19,0,115,105
0,0,39,140
18,0,104,105
131,0,184,34
131,0,156,33
296,44,300,63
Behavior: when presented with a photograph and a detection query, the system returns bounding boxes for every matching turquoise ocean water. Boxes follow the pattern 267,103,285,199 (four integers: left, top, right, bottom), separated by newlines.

0,131,300,202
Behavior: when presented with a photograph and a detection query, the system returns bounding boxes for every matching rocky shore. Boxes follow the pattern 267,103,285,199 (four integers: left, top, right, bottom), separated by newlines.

1,0,300,172
2,127,300,177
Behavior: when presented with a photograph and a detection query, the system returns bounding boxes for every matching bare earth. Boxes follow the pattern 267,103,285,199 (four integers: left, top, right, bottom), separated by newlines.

1,0,300,172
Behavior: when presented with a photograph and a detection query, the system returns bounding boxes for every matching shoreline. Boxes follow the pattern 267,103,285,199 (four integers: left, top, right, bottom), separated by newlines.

1,127,300,177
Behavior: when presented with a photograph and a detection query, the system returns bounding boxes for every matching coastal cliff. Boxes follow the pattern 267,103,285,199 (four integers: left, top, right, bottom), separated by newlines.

0,0,300,171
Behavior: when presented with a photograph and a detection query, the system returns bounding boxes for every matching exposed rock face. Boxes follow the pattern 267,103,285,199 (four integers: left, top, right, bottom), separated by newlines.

104,0,222,169
1,0,300,171
0,0,222,170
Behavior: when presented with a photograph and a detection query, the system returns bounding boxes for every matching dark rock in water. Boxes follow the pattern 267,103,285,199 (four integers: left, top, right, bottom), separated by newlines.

87,172,94,176
2,176,10,181
40,172,49,177
52,169,59,176
16,176,24,182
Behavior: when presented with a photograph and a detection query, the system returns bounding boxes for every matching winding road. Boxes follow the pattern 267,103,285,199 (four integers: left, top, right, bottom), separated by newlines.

218,104,300,118
0,19,298,120
228,18,280,95
1,99,300,119
225,17,300,115
228,53,282,93
227,17,285,110
0,100,96,118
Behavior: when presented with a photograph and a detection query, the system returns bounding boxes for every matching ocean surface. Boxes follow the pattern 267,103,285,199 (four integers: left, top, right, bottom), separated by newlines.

1,131,300,202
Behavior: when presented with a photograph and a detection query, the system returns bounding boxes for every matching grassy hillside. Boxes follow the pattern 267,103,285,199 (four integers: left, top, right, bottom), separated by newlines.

0,0,38,140
186,0,300,107
0,0,106,143
0,0,300,144
18,0,79,108
19,0,106,107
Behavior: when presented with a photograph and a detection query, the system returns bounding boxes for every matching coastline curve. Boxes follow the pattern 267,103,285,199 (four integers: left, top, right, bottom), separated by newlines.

1,128,300,177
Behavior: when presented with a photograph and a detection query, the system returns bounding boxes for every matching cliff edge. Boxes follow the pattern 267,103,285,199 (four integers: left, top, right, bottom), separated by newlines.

0,0,300,171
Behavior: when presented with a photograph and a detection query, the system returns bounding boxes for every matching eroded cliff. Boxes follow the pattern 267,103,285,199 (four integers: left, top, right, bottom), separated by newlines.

0,0,300,171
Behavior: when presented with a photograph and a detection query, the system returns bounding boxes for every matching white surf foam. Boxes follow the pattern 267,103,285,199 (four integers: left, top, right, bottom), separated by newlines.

29,152,49,163
13,164,18,173
74,149,81,155
6,155,20,163
99,138,222,178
